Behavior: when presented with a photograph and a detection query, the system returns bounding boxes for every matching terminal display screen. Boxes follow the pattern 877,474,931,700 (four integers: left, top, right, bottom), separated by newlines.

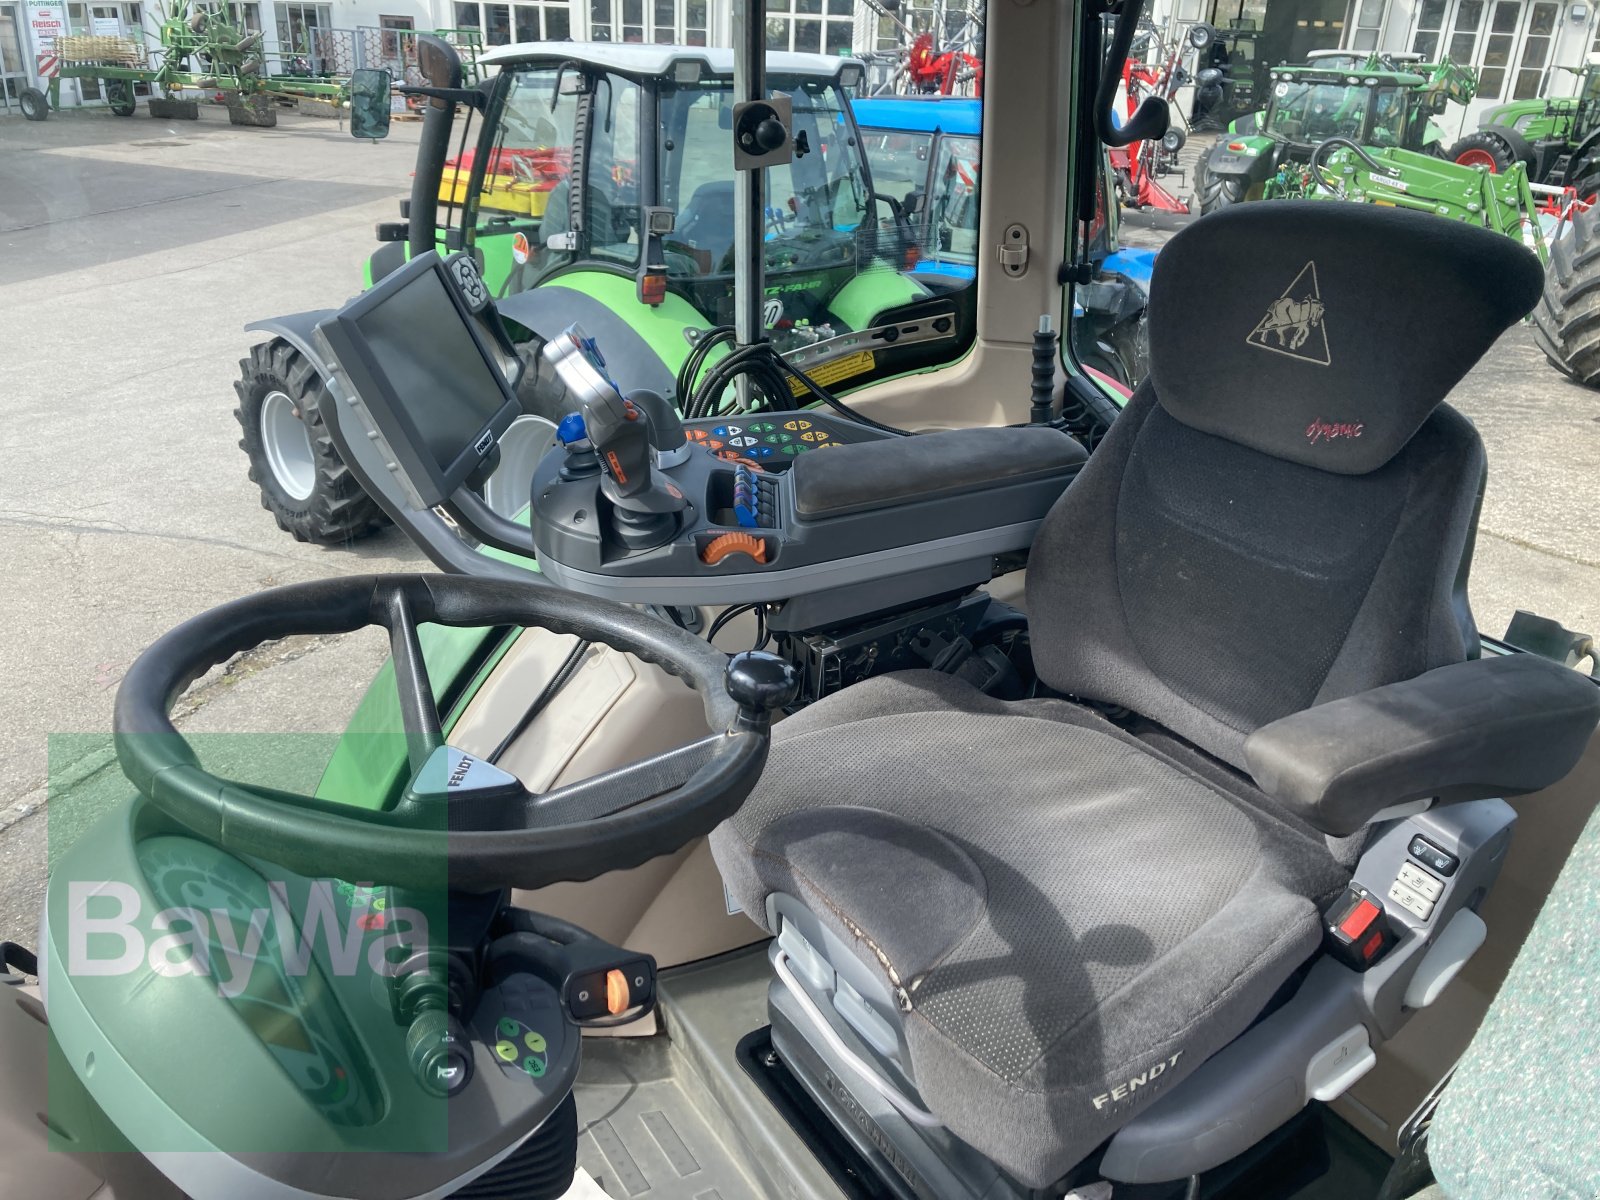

353,266,509,473
318,251,520,508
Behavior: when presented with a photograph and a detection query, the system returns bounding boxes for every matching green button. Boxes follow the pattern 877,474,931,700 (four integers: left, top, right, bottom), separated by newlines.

782,444,802,455
497,1017,519,1039
750,421,775,433
523,1031,547,1053
495,1040,518,1062
773,432,794,443
523,1056,546,1078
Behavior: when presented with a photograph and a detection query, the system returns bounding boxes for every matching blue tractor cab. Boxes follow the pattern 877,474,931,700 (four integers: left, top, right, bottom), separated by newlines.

854,95,1157,386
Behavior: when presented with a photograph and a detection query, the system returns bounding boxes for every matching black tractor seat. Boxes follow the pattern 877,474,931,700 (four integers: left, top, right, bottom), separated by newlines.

710,203,1600,1191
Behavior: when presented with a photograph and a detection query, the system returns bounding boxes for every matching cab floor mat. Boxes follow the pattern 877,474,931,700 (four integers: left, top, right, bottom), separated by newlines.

574,1037,761,1199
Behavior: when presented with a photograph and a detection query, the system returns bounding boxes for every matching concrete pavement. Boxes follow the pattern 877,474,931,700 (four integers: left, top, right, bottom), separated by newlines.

0,105,428,943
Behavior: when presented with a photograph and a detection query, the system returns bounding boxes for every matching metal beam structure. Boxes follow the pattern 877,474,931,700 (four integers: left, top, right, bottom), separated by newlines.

731,0,767,393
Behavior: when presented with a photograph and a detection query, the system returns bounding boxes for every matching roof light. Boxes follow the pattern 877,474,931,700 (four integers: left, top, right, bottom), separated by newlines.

839,63,864,89
673,59,700,84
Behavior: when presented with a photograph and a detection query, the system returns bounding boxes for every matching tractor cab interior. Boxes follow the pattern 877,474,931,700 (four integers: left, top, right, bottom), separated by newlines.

9,3,1600,1200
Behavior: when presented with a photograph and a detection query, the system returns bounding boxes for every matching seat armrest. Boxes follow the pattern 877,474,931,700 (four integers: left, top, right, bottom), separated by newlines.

790,426,1086,519
1244,654,1600,837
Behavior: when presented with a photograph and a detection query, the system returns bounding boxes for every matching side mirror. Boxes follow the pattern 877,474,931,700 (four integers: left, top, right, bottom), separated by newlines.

902,190,924,216
350,68,392,140
417,34,464,89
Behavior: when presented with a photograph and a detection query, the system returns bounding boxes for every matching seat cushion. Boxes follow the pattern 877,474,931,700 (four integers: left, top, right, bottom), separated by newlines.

710,671,1351,1188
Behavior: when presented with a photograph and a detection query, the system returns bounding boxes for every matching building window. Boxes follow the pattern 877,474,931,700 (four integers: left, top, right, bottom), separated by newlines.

590,0,702,44
1445,0,1483,61
1410,0,1446,58
1512,0,1558,99
454,0,568,43
764,0,854,55
380,14,412,57
1348,0,1384,52
1477,0,1520,99
275,2,330,55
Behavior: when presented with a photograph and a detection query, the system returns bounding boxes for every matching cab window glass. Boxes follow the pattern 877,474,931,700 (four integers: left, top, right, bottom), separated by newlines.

1065,1,1597,646
471,68,640,298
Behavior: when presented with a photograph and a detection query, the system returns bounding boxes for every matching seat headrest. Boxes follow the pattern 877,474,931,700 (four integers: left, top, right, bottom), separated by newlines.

1145,202,1543,474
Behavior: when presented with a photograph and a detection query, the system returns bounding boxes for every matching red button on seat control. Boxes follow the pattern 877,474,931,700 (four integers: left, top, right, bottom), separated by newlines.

1337,898,1380,940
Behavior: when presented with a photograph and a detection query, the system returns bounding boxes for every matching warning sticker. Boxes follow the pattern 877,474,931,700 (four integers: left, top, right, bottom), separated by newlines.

787,349,875,397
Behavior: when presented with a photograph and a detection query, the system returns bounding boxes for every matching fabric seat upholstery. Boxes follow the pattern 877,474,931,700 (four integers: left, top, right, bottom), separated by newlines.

710,203,1548,1189
713,671,1351,1186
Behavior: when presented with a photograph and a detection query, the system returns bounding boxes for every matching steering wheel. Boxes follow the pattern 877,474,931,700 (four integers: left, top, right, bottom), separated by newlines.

113,575,796,893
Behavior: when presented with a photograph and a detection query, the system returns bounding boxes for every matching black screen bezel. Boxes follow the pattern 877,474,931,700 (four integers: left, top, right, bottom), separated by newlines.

318,251,521,509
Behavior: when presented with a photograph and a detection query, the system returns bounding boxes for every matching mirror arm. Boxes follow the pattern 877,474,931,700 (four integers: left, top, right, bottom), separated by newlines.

398,83,489,111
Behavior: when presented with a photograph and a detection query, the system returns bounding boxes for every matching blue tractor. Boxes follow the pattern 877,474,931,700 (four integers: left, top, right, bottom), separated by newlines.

853,95,1156,387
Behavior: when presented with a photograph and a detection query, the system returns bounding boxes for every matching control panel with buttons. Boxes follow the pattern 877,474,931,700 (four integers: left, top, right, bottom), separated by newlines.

683,413,872,467
530,413,1086,613
1407,834,1459,877
1389,859,1446,921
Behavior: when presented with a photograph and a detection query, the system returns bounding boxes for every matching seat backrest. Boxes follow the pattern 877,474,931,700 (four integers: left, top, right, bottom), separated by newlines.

679,180,736,261
1027,202,1543,770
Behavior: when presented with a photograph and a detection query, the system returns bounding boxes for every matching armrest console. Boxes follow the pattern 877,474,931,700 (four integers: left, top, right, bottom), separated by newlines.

790,426,1086,519
1245,654,1600,836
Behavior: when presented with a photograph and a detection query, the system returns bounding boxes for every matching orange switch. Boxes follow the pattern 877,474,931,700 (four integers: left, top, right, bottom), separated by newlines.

605,969,630,1015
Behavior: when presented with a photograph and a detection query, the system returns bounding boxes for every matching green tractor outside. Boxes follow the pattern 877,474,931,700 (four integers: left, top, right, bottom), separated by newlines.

1444,58,1600,386
1196,54,1477,214
1448,57,1600,199
236,41,959,544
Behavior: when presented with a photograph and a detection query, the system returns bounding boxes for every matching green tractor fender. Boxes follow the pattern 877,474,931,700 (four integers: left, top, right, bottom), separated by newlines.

1561,125,1600,189
363,240,411,289
1481,97,1572,143
1204,134,1276,183
1226,110,1263,137
242,309,338,380
824,269,932,332
496,270,717,402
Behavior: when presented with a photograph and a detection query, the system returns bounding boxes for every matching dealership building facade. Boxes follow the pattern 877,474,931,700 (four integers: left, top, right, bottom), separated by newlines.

4,0,1594,125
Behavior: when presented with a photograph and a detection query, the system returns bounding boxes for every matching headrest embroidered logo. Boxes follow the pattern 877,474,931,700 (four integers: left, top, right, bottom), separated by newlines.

1246,260,1330,366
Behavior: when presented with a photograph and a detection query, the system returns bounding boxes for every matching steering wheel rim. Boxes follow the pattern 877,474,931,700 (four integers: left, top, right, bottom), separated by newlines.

113,574,765,893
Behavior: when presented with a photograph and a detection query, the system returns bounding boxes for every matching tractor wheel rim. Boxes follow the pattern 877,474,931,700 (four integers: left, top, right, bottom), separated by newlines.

1457,149,1499,170
260,389,316,502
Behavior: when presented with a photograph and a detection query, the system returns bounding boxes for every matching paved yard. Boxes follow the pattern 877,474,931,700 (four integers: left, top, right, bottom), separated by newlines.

0,105,1596,955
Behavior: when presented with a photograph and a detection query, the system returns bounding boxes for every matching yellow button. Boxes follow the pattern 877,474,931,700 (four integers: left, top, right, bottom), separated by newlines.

523,1031,547,1053
495,1040,517,1062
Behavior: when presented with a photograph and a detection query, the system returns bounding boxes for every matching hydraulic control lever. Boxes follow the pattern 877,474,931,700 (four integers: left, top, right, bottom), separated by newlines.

543,327,688,550
488,910,658,1027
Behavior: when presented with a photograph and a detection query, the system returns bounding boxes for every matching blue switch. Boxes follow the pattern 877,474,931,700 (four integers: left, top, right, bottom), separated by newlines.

556,412,588,445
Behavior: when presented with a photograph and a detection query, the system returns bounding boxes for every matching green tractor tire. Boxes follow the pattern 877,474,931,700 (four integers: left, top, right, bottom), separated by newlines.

1447,130,1525,173
1532,206,1600,388
234,340,388,544
1197,164,1252,215
234,333,574,545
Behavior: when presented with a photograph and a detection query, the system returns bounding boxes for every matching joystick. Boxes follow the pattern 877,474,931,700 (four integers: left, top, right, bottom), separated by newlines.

543,328,689,550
